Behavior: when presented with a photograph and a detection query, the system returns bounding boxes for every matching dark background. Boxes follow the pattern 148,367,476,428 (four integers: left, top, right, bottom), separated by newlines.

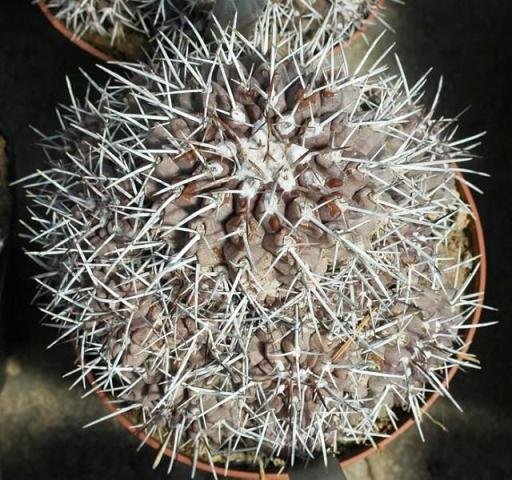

0,1,511,479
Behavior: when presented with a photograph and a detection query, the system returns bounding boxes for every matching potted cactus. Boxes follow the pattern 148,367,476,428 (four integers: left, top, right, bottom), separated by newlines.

37,0,385,61
21,23,486,479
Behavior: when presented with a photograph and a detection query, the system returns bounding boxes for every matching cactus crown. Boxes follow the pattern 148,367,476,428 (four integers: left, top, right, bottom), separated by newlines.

23,21,484,474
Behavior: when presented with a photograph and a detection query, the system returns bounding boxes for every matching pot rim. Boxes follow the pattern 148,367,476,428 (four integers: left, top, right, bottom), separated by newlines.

84,174,486,479
37,0,114,62
36,0,385,63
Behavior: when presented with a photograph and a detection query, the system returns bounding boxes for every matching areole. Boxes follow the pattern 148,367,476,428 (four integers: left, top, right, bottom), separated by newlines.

84,175,486,479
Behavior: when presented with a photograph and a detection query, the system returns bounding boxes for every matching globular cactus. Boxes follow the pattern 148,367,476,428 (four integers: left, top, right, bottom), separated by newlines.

43,0,267,58
231,0,384,52
158,0,384,54
22,29,483,473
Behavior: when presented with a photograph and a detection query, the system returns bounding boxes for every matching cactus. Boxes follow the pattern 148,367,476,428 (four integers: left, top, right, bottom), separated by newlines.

22,28,484,473
232,0,383,52
45,0,148,44
43,0,383,56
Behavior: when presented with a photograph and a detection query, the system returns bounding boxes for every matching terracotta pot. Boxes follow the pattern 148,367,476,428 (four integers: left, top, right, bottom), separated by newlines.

37,0,385,63
85,174,486,479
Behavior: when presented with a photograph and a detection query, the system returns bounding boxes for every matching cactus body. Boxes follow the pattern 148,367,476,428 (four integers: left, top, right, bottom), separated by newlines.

23,28,482,471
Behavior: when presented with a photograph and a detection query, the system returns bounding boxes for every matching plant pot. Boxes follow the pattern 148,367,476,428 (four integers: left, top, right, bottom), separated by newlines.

84,174,486,479
36,0,386,63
